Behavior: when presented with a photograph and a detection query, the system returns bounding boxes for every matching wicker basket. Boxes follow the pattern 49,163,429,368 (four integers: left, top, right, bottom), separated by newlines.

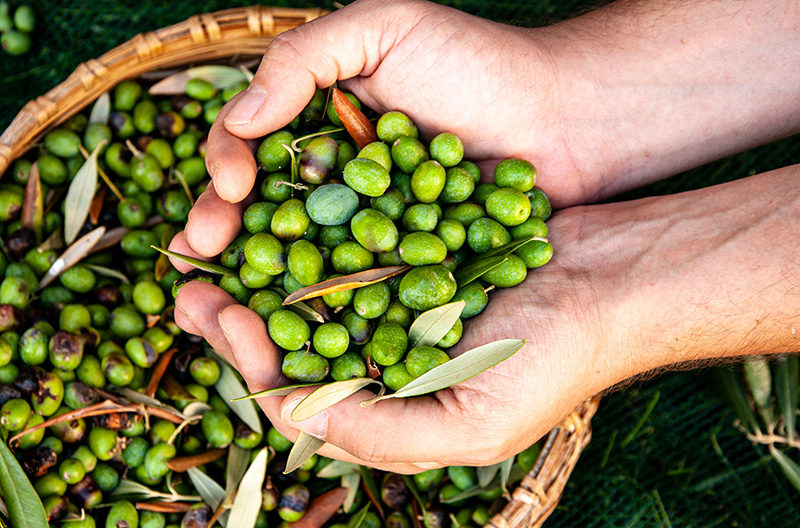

0,6,600,527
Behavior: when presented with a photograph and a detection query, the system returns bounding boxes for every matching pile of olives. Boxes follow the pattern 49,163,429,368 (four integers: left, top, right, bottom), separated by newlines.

0,1,35,56
0,74,552,528
207,90,554,388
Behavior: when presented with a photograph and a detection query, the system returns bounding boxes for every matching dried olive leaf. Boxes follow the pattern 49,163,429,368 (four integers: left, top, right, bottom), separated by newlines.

290,487,350,528
316,460,359,479
227,448,268,528
773,355,799,439
0,440,48,528
135,502,194,513
149,65,248,95
454,236,546,287
332,88,378,149
232,383,322,402
167,449,226,473
88,185,107,225
65,140,105,244
187,468,226,524
284,266,411,305
38,226,106,290
111,479,200,502
152,246,231,276
284,432,326,474
182,402,212,418
477,464,501,488
363,339,525,405
83,264,130,283
291,378,385,422
211,352,263,435
271,288,325,323
88,92,110,124
21,161,43,242
769,444,800,494
408,301,466,349
342,472,361,513
155,224,179,281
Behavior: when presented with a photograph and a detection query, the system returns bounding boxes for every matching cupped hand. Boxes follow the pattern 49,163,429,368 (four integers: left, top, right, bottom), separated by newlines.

184,0,574,260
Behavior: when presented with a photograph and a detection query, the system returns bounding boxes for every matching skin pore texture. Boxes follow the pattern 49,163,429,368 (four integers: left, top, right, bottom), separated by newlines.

170,0,800,473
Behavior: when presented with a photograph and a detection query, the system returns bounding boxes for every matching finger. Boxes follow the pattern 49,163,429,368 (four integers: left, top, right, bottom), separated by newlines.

205,99,260,203
167,230,212,274
276,385,489,468
174,281,238,366
184,180,252,258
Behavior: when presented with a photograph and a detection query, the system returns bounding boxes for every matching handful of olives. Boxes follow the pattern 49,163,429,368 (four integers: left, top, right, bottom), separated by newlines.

205,89,554,391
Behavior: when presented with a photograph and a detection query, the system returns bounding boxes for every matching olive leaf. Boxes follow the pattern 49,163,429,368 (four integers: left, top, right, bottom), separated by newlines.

83,264,130,283
477,464,501,488
149,65,248,95
290,487,350,528
232,383,321,402
773,356,799,439
167,449,226,473
285,432,326,474
64,140,105,244
0,440,48,528
744,356,774,424
291,378,385,422
187,467,226,511
408,301,466,349
155,224,179,281
271,288,325,323
769,444,800,495
224,445,250,506
358,466,385,520
182,402,213,418
499,456,514,493
211,352,263,435
152,246,232,276
348,503,371,528
713,367,760,433
454,236,546,287
332,88,378,149
227,447,268,528
316,460,359,479
363,339,526,405
284,266,412,305
38,226,106,290
88,92,110,124
21,161,43,242
342,472,361,513
111,479,201,502
400,475,427,515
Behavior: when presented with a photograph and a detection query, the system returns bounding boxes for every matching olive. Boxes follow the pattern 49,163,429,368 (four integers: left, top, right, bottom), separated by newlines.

106,500,139,528
268,310,310,351
88,427,118,461
330,352,367,381
257,131,294,172
282,350,330,383
271,198,311,241
189,357,221,386
144,441,176,480
278,484,310,522
0,397,30,431
201,410,234,449
376,111,418,144
343,158,391,197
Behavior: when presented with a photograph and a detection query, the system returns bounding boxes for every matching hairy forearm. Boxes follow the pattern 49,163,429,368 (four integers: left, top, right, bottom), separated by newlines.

536,0,800,203
559,165,800,386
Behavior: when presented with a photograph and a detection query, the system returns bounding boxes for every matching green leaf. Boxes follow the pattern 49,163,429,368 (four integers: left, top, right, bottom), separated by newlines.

65,140,104,244
358,466,384,520
224,445,250,505
227,448,269,528
773,356,799,440
744,356,774,424
152,246,232,276
82,264,130,283
477,464,500,488
341,472,361,513
211,353,263,435
363,339,525,405
713,366,760,433
400,475,426,515
88,92,110,124
149,66,248,95
291,379,385,422
317,460,359,479
0,440,48,528
499,456,514,493
187,467,226,511
408,301,465,349
285,432,325,474
39,226,106,290
233,383,322,402
769,444,800,494
348,503,371,528
454,236,544,287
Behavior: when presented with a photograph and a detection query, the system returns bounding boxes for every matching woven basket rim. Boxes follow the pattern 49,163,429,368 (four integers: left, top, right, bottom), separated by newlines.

0,6,600,528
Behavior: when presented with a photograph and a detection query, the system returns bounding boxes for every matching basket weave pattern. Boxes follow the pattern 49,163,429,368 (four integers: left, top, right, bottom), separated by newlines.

0,6,600,528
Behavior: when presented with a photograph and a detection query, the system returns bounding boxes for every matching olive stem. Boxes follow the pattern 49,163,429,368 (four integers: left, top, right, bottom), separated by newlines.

124,139,145,159
483,285,496,295
276,180,308,191
281,144,300,189
173,169,196,206
79,144,124,201
290,127,345,152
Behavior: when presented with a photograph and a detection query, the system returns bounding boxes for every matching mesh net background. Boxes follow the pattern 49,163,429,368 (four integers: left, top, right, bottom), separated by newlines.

2,1,799,526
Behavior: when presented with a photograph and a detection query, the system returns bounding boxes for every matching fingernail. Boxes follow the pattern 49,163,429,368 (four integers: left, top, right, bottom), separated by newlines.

224,84,266,126
175,304,193,324
282,399,328,440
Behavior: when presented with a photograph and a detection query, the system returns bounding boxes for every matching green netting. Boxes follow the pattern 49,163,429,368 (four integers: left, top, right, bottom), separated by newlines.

2,1,800,527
